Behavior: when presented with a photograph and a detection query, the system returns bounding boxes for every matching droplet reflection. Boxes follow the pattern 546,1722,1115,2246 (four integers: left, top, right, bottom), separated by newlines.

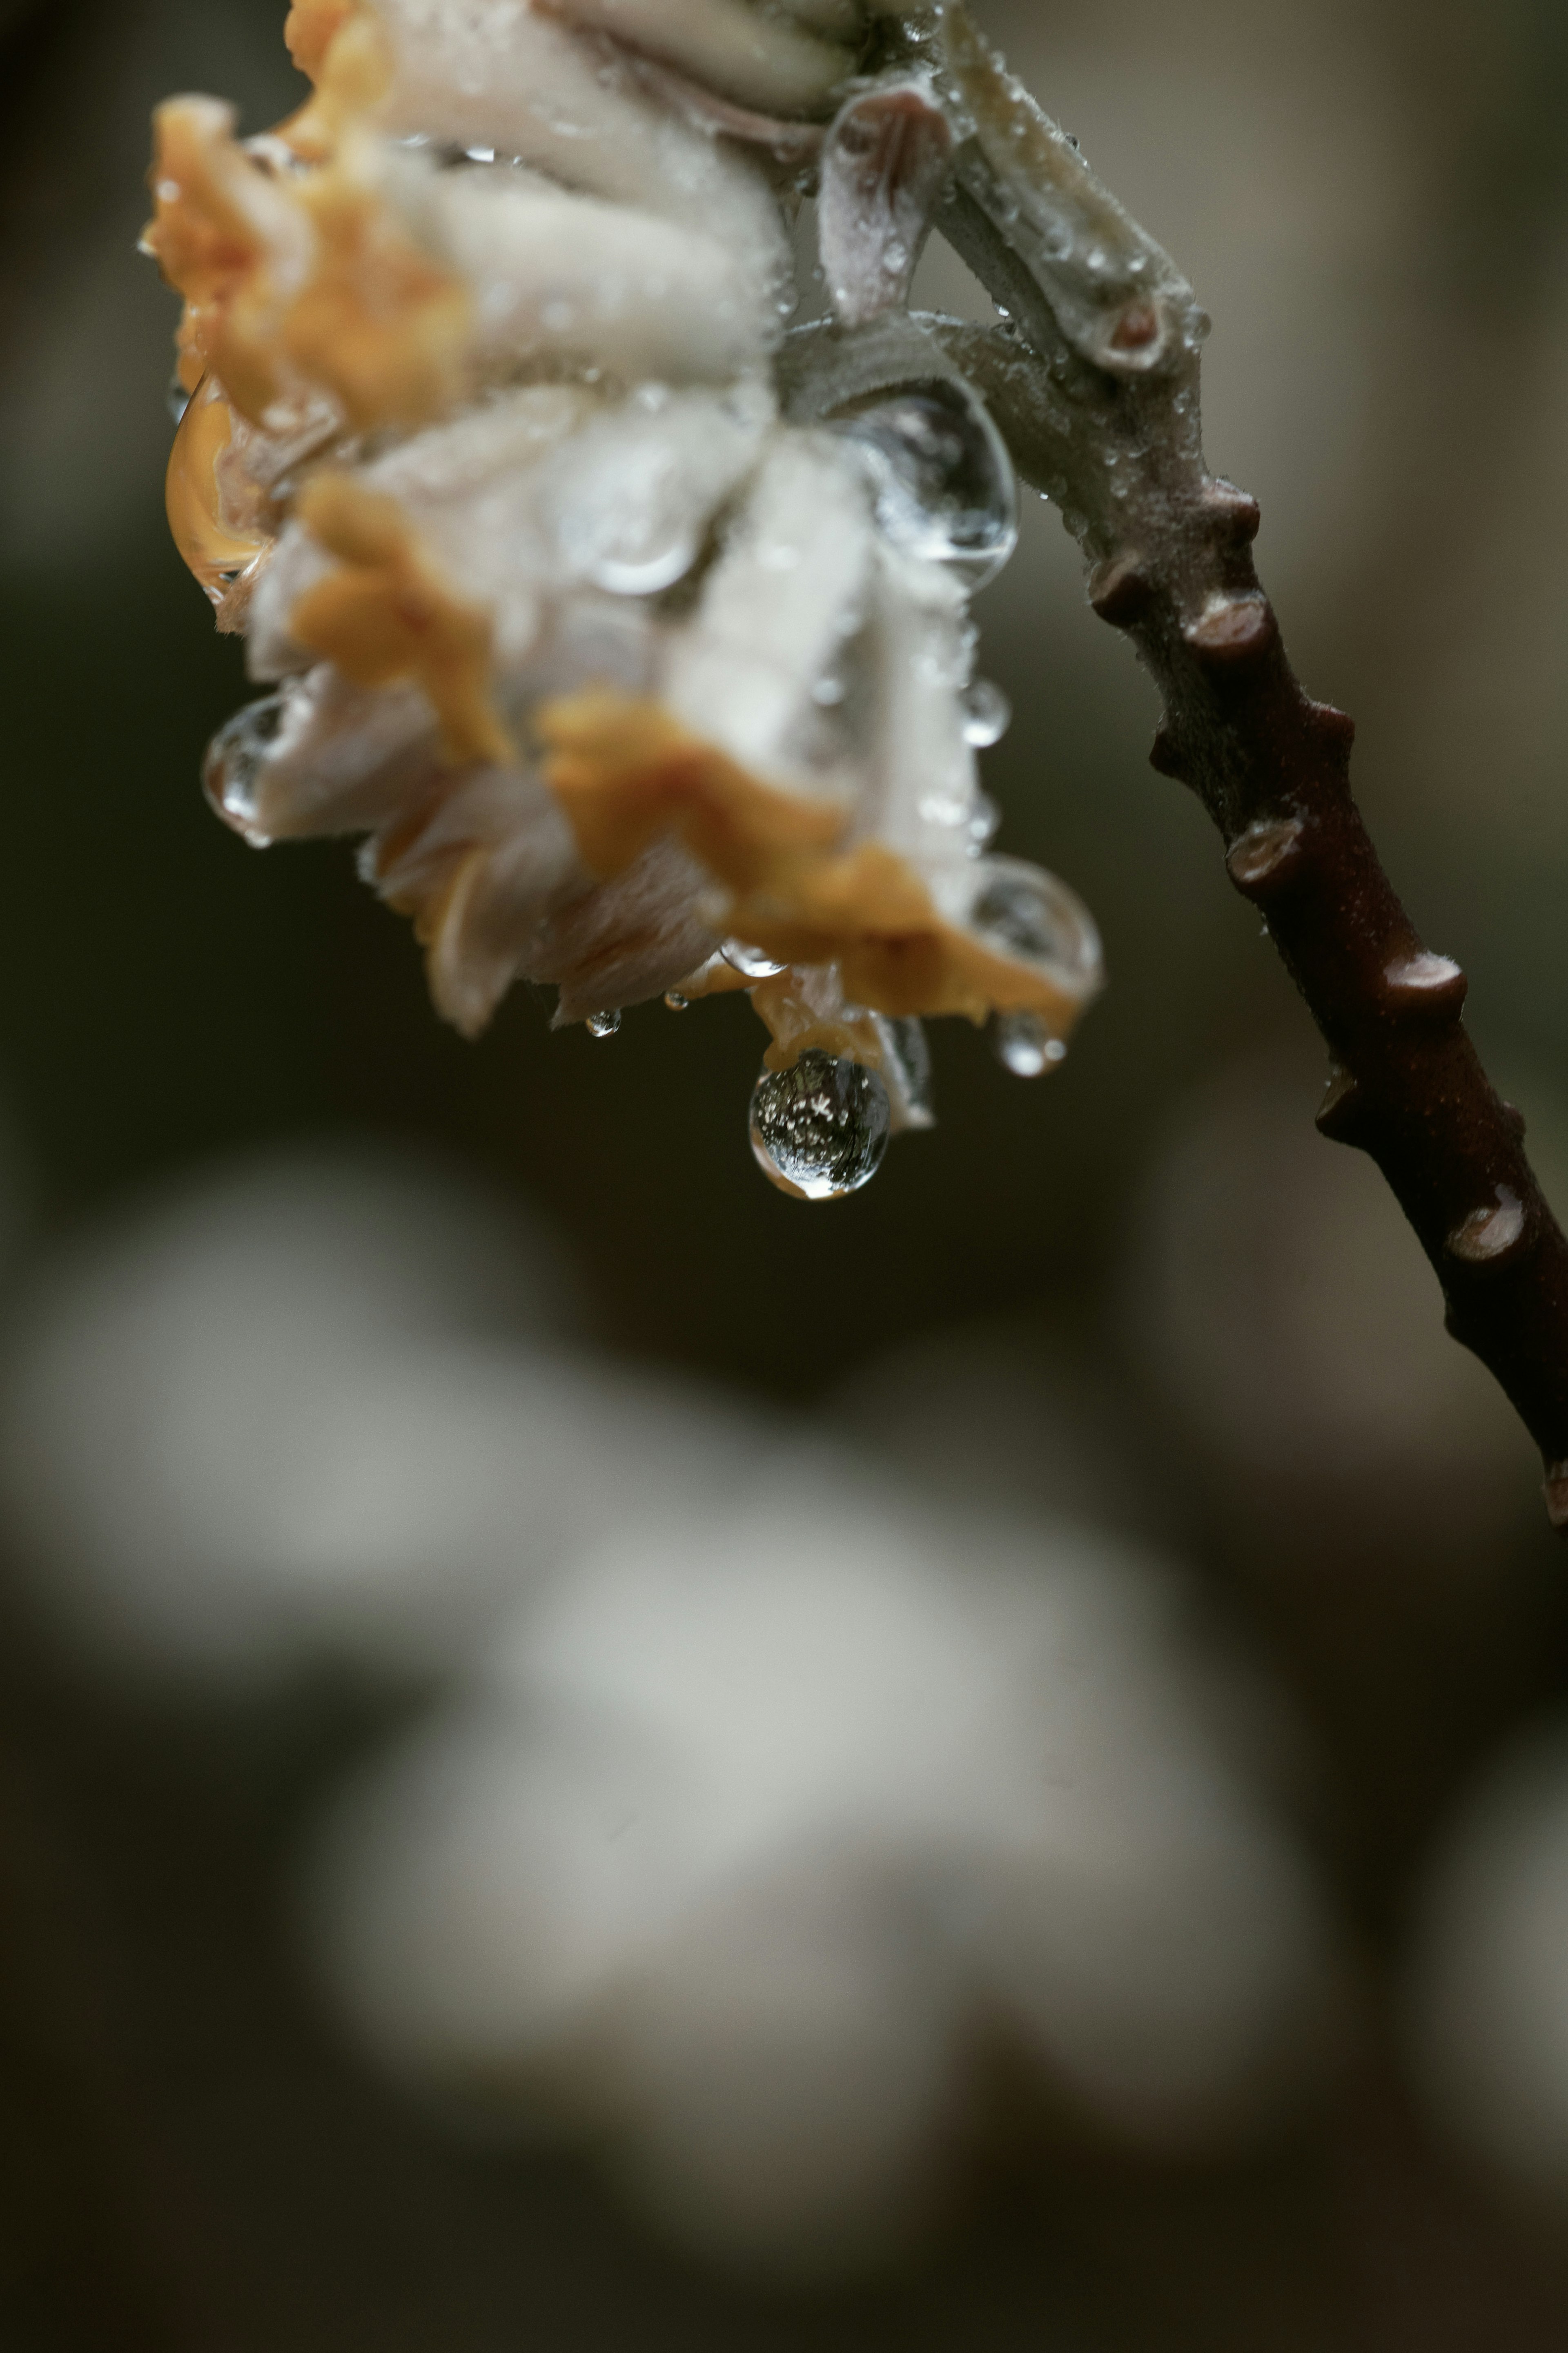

749,1051,890,1201
833,381,1019,590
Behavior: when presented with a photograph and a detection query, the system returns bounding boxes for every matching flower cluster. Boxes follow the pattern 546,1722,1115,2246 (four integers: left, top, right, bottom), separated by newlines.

145,0,1104,1197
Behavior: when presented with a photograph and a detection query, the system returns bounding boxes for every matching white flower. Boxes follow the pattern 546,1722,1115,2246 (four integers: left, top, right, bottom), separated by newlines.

143,0,1104,1197
1408,1725,1568,2205
307,1490,1340,2268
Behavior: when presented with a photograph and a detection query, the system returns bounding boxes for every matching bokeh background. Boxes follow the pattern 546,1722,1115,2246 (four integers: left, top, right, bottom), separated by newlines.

4,0,1568,2344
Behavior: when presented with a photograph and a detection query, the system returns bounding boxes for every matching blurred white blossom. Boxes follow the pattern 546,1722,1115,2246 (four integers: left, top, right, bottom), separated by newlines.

0,1146,766,1681
308,1487,1341,2269
1408,1725,1568,2208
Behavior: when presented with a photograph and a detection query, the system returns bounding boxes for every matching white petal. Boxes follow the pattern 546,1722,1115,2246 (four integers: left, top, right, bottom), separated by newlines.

661,430,873,776
369,0,791,285
545,0,855,115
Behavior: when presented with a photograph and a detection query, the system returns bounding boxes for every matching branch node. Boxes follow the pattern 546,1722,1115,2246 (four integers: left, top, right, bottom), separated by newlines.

1226,816,1305,897
1109,301,1160,353
1200,478,1261,543
1148,721,1184,779
1383,952,1468,1021
1447,1188,1532,1271
1088,554,1154,628
1307,700,1356,752
1182,593,1277,665
1316,1064,1369,1146
1546,1466,1568,1532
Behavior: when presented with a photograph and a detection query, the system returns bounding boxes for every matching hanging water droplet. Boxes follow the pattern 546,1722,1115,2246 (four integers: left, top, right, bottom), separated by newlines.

167,372,192,426
876,1017,935,1131
202,694,289,846
664,989,691,1012
831,381,1019,591
962,679,1012,748
991,1011,1068,1077
749,1050,890,1201
968,856,1104,996
587,1009,621,1039
722,938,787,980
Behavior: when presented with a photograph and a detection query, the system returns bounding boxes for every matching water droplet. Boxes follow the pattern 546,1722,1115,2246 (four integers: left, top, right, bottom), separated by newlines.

202,694,288,846
749,1050,890,1201
664,989,690,1011
722,938,787,980
878,1017,934,1130
969,793,1000,850
991,1011,1067,1077
832,381,1019,591
167,372,192,426
962,679,1011,748
587,1009,621,1038
968,856,1103,995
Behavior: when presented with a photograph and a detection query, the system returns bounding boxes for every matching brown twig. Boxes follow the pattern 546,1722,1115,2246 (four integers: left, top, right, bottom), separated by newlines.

844,5,1568,1525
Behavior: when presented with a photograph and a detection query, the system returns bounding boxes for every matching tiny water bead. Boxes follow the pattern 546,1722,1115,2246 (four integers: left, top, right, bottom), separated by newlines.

750,1051,891,1201
832,380,1019,591
991,1012,1068,1079
962,680,1012,749
587,1009,622,1039
664,990,691,1012
203,694,288,847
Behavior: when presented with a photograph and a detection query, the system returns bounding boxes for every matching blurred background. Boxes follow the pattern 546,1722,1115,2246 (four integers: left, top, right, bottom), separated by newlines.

4,0,1568,2344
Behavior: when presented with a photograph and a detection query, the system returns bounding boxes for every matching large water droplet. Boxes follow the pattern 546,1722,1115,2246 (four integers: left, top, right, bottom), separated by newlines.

587,1009,621,1039
202,694,287,846
749,1050,890,1201
723,938,787,980
968,856,1103,995
962,679,1011,748
832,381,1019,590
991,1011,1067,1077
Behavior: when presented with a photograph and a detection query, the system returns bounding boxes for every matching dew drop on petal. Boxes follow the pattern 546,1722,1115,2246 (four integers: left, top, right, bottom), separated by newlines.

991,1011,1068,1078
832,381,1019,590
749,1050,890,1201
664,990,691,1012
587,1009,621,1039
167,372,192,427
722,938,787,980
202,694,287,847
962,679,1012,748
